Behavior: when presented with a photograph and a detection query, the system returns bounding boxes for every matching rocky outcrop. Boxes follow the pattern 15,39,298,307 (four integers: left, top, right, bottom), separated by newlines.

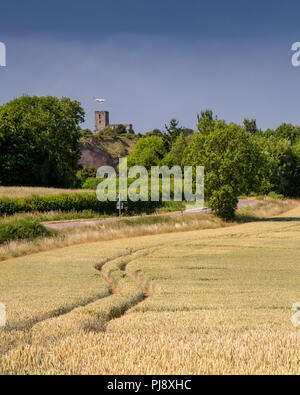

79,140,118,169
79,135,139,170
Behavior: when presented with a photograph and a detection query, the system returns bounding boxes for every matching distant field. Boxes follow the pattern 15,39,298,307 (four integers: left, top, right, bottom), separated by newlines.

1,204,300,374
0,186,94,198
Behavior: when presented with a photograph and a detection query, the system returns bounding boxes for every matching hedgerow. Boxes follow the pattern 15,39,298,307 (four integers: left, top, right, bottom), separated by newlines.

0,193,162,216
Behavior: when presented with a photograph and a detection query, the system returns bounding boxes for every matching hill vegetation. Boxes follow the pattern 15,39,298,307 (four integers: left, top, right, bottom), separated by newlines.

79,130,140,171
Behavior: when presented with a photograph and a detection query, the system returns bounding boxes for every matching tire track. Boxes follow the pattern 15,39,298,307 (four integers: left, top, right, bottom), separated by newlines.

0,248,155,360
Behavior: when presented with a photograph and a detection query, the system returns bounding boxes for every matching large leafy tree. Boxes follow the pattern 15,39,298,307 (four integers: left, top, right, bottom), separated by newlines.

243,118,260,135
264,123,300,144
259,135,300,197
183,123,265,220
292,139,300,196
197,110,217,134
259,123,300,196
0,95,84,187
127,136,166,170
162,133,188,168
163,119,184,149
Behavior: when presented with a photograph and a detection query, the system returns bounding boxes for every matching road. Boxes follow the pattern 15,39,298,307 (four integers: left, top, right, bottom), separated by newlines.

45,199,259,230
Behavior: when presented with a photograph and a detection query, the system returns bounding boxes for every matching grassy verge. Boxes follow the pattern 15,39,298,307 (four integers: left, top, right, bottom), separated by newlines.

156,201,186,213
0,215,55,244
237,198,299,221
25,210,114,223
0,212,225,262
37,202,186,223
0,203,184,227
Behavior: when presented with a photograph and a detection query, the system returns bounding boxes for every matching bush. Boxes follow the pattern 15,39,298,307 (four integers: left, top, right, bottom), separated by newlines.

76,167,97,187
268,191,285,200
249,192,258,197
0,193,162,217
82,178,101,190
0,216,54,244
209,186,238,221
80,129,93,138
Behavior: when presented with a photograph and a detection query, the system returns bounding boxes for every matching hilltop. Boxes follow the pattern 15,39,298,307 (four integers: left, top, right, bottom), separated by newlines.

79,130,140,169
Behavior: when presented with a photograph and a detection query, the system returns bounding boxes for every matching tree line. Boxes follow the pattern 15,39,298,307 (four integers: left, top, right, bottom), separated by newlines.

127,111,300,219
0,96,299,219
0,95,84,188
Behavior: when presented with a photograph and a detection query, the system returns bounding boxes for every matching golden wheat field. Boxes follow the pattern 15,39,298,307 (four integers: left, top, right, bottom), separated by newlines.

1,203,300,374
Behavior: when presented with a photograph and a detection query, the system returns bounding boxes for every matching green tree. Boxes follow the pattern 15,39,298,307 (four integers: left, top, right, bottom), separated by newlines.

127,136,166,170
291,138,300,196
197,110,217,134
209,185,238,221
259,135,299,197
264,123,300,144
243,118,260,135
183,123,265,220
182,128,194,137
76,166,97,186
145,129,163,137
162,133,187,167
113,124,127,135
164,119,184,149
0,95,84,187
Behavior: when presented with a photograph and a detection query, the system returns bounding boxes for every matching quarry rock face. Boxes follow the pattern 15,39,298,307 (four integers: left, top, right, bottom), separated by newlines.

79,111,138,170
79,140,119,169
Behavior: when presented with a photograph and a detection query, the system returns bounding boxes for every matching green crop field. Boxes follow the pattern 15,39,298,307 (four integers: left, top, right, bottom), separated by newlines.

1,204,300,374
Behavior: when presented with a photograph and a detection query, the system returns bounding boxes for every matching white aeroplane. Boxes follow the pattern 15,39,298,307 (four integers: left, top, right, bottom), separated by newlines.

93,98,106,103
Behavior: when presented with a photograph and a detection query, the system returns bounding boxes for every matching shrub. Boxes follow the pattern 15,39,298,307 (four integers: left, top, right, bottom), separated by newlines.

268,191,285,200
209,186,238,221
80,129,93,138
77,167,97,187
82,178,101,190
249,192,258,197
0,216,54,244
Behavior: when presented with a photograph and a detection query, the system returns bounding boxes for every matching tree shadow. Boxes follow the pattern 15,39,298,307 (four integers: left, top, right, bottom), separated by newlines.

236,215,300,224
259,217,300,222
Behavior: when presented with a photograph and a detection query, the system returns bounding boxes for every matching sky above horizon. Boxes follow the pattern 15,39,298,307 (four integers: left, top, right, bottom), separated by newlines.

1,0,300,132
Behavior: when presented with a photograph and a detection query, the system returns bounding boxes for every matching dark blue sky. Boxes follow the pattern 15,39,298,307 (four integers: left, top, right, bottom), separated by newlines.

1,0,300,132
1,0,299,41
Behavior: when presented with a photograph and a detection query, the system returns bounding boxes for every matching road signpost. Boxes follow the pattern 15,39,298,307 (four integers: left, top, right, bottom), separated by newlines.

117,193,124,217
